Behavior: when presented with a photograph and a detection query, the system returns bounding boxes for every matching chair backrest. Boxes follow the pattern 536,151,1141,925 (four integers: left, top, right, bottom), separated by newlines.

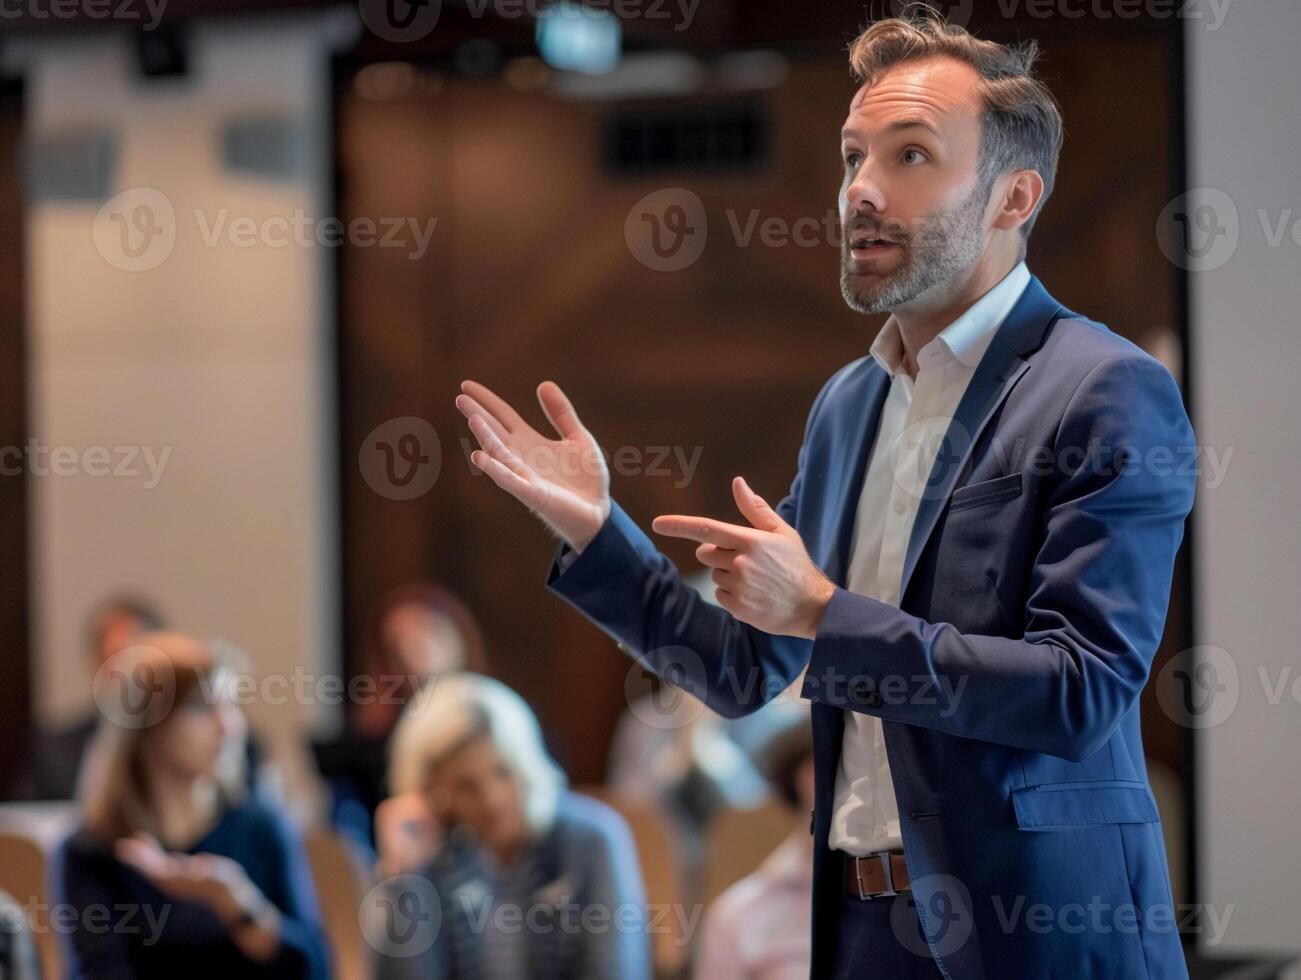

304,827,373,980
575,784,689,977
0,831,60,979
701,799,796,907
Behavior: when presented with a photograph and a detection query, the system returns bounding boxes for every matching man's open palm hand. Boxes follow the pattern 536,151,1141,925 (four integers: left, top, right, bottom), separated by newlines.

457,380,611,552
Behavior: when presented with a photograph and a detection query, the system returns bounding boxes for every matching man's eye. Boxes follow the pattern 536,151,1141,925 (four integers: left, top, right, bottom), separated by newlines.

845,152,862,169
902,148,927,165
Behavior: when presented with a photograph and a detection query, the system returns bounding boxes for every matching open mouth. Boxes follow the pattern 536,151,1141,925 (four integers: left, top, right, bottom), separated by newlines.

849,234,903,254
843,231,905,257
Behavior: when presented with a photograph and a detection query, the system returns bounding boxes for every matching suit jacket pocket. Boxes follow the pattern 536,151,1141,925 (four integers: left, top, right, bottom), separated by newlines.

1012,780,1160,831
948,472,1023,513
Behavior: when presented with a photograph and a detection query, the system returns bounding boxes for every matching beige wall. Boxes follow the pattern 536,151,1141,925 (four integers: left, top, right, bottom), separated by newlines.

16,15,347,772
1187,0,1301,967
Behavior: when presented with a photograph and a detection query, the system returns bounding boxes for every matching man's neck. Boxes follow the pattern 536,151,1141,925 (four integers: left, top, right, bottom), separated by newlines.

890,252,1020,380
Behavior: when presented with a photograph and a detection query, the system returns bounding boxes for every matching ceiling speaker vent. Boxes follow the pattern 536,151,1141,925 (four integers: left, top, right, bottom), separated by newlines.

603,101,768,176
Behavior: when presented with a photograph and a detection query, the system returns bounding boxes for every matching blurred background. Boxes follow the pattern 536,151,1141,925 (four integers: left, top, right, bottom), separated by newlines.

0,0,1295,977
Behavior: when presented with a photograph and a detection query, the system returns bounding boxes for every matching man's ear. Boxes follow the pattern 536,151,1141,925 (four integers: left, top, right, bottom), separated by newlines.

990,169,1045,234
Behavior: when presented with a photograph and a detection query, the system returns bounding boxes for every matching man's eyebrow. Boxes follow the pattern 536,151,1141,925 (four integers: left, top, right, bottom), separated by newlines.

841,118,941,141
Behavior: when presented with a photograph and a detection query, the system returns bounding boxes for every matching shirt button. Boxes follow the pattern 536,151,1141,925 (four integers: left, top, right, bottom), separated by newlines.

893,499,906,514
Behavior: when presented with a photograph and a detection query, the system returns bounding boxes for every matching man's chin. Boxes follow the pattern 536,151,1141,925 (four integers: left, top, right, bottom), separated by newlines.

841,273,896,315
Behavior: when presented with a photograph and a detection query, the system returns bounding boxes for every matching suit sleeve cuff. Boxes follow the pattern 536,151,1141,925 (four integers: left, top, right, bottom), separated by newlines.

545,500,655,604
801,586,894,711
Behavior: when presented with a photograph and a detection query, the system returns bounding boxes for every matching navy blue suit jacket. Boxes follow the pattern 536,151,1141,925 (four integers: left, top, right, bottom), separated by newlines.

547,275,1196,979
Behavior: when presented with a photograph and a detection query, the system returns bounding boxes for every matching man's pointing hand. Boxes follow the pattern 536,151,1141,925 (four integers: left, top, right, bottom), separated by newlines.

653,476,835,639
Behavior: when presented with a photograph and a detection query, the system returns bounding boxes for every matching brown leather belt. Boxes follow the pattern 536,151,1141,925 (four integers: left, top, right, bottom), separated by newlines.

842,850,910,899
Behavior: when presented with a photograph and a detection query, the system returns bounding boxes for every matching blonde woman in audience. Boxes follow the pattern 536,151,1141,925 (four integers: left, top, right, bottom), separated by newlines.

54,632,330,979
694,712,815,980
372,672,651,980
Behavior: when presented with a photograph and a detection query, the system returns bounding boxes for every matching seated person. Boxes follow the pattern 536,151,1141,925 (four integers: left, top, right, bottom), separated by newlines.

372,673,650,980
693,712,815,980
312,581,488,849
25,594,164,801
608,571,805,875
53,632,330,979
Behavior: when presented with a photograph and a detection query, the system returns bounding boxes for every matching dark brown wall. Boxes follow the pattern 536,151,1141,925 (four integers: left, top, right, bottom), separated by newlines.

335,29,1189,786
0,80,29,796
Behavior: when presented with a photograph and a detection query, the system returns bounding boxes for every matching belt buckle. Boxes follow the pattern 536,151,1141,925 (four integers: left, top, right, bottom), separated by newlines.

854,851,898,900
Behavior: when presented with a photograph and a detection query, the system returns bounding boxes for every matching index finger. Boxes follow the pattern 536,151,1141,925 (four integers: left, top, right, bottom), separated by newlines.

652,515,750,548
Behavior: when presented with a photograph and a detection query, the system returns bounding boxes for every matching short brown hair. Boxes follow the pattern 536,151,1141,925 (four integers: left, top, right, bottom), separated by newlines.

366,581,488,677
849,3,1064,241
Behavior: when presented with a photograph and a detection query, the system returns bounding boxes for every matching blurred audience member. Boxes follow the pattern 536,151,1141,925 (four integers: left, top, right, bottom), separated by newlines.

608,570,803,873
608,691,767,852
693,712,815,980
54,632,330,979
26,595,164,800
312,581,487,848
372,673,650,980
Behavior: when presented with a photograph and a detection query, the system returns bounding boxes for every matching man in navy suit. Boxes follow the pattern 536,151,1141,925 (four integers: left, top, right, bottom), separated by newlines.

458,8,1195,978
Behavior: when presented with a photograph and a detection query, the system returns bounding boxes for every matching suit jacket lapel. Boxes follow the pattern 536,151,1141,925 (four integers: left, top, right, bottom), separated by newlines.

898,275,1070,601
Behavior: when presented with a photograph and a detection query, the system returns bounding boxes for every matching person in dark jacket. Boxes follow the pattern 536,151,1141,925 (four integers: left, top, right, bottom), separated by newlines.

53,631,330,979
24,595,164,802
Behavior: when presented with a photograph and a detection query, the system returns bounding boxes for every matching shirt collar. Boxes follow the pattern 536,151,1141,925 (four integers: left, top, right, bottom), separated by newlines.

869,260,1031,377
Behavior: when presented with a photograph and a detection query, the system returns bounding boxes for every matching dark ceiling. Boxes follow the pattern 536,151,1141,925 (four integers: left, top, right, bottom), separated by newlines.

0,0,1174,59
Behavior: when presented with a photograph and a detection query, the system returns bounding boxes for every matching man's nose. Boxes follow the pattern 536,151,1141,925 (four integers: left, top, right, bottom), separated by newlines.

845,165,887,216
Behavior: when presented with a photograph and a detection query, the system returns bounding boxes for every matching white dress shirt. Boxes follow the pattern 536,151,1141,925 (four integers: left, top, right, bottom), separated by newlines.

828,261,1032,856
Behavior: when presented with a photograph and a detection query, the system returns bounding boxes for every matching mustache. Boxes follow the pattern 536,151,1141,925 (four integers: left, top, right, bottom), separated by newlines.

843,215,911,244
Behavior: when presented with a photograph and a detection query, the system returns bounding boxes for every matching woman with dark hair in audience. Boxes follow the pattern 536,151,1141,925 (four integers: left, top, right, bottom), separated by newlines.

53,632,330,979
312,581,489,848
371,673,651,980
